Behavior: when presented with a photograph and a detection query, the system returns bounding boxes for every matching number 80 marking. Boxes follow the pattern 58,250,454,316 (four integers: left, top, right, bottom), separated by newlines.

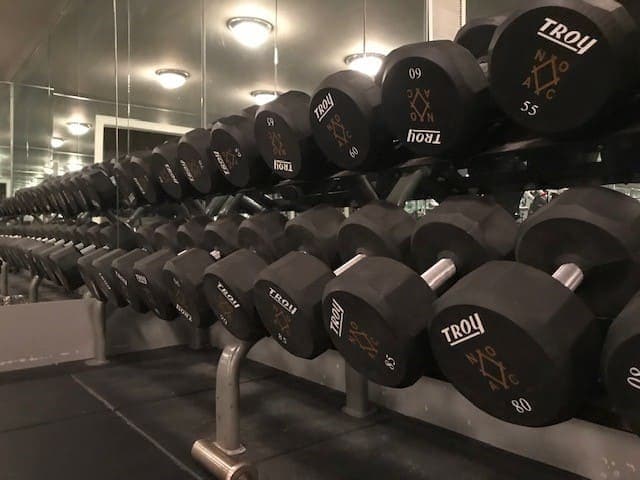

627,367,640,390
511,398,532,414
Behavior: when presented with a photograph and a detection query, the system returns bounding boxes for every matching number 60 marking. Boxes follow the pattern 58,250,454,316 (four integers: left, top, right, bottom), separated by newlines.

408,67,422,80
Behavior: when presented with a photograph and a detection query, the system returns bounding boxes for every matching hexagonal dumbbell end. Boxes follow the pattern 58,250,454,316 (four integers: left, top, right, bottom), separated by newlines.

203,249,268,341
133,249,179,320
254,252,334,359
202,214,243,259
285,205,344,266
431,260,599,427
338,201,415,263
601,292,640,432
412,195,518,276
112,249,150,313
92,249,130,307
77,248,111,300
517,186,640,318
323,256,435,388
237,211,291,263
177,216,210,250
163,248,216,327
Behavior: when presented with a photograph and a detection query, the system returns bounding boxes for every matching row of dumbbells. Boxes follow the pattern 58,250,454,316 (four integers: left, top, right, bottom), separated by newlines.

6,0,640,217
2,186,640,435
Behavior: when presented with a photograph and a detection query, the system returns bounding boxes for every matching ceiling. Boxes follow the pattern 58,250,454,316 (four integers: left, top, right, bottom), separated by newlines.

2,0,522,191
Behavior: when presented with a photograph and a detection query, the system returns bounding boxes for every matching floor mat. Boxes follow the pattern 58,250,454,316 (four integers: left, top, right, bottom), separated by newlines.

73,346,280,408
0,411,198,480
0,375,107,432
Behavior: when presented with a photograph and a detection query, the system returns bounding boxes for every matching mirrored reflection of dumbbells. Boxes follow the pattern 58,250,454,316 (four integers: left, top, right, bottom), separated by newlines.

431,187,640,427
322,196,517,387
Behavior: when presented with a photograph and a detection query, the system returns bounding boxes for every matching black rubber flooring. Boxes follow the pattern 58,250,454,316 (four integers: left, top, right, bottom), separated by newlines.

0,346,584,480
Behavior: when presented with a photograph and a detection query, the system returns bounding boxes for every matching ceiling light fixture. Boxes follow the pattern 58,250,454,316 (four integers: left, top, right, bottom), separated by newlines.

250,90,280,106
66,122,92,136
155,68,190,90
227,17,273,48
344,52,385,77
50,137,65,149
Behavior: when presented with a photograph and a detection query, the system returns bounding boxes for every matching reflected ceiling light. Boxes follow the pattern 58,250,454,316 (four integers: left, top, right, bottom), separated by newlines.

155,68,190,90
344,52,385,77
66,122,92,136
50,137,65,149
250,90,280,106
227,17,273,48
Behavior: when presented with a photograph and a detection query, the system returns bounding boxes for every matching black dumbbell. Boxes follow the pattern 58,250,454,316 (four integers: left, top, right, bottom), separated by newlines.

152,141,187,200
162,212,246,327
431,187,640,427
77,223,139,301
129,150,166,205
379,16,505,157
81,164,118,211
252,205,345,358
322,196,517,388
113,155,143,207
488,0,639,135
309,70,400,171
178,128,229,196
254,91,328,180
202,211,293,341
210,106,271,188
601,291,640,434
253,169,426,360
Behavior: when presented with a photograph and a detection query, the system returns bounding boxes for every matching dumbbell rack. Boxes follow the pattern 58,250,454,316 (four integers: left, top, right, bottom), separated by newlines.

2,128,640,480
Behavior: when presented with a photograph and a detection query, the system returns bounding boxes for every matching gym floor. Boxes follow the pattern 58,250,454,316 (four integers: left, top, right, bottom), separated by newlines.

0,346,583,480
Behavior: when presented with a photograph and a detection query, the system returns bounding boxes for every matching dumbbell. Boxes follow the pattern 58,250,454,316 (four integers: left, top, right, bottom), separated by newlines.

202,210,293,341
309,69,400,171
378,16,505,157
488,0,639,135
132,219,190,320
322,197,517,388
254,91,328,180
113,155,143,207
177,128,229,196
50,222,120,293
162,213,245,327
129,150,166,204
77,223,139,301
430,187,640,427
80,164,118,211
252,205,346,358
210,106,272,188
601,292,640,433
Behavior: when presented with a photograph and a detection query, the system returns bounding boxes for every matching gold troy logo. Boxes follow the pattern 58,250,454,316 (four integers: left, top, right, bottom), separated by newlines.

271,304,292,337
466,345,519,392
327,114,352,148
522,49,570,100
407,88,434,123
268,131,287,158
348,321,379,359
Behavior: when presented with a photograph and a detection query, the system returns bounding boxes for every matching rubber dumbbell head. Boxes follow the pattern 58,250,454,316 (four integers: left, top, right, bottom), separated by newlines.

255,91,327,179
253,205,345,358
488,0,639,135
431,187,640,427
